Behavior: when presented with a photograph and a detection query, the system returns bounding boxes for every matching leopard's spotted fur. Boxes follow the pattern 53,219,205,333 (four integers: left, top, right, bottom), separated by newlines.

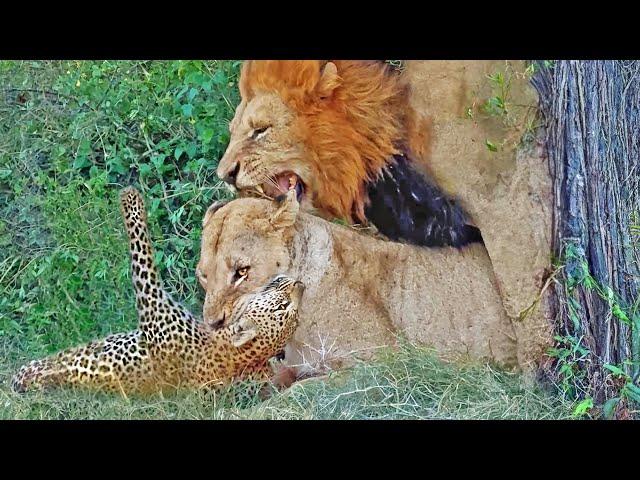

11,187,303,395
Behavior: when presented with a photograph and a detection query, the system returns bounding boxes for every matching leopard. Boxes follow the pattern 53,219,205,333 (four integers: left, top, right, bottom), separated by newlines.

11,187,304,395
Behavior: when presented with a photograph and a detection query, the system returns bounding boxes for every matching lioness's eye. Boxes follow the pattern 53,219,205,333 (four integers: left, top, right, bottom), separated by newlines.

251,126,269,140
233,266,250,286
236,267,249,277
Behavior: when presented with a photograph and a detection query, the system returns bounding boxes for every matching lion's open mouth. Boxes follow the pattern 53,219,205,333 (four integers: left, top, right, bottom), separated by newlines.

256,172,306,202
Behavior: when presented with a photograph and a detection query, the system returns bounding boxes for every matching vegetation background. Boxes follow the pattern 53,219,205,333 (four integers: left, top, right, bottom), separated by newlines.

0,60,574,419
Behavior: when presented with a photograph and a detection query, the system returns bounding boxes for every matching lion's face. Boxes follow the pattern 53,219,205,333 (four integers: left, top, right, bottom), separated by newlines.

196,191,300,328
216,91,316,212
216,60,407,224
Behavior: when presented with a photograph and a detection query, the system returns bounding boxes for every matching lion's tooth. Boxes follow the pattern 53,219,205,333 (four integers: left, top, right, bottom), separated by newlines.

255,184,264,194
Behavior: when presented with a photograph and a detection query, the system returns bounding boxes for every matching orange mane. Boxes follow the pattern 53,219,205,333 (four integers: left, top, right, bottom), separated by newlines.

239,60,418,222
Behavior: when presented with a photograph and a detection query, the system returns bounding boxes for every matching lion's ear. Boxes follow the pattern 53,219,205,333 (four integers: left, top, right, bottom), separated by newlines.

270,189,299,230
316,62,340,99
203,200,229,227
238,61,253,99
229,99,247,132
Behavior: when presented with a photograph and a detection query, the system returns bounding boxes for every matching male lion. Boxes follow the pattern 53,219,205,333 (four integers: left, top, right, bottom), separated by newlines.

216,60,481,248
197,190,550,378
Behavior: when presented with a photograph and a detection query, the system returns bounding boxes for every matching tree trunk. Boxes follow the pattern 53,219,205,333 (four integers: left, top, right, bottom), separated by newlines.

532,61,640,405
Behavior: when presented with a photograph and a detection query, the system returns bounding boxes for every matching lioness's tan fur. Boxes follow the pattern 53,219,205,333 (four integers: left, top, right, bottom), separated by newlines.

198,192,549,375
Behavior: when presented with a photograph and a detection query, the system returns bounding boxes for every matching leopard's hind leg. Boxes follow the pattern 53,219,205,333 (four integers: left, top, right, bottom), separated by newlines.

119,187,197,339
11,330,155,395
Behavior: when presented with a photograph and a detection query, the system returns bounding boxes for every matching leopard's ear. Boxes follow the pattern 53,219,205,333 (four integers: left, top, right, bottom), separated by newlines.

316,62,340,99
230,318,258,348
269,189,299,230
202,200,229,227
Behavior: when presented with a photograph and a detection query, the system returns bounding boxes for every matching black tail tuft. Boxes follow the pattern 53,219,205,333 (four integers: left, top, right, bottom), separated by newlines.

365,155,483,248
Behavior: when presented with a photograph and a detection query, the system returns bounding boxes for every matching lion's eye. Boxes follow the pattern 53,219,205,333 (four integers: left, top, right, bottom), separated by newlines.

251,126,270,140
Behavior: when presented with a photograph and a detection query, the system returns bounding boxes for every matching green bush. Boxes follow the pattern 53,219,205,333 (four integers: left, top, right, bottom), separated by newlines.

0,60,240,359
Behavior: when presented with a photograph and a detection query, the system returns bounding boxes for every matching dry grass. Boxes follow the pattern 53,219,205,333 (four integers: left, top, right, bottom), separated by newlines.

1,341,573,420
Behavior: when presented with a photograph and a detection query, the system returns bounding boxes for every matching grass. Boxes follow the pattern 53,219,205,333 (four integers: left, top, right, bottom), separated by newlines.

0,60,574,420
1,342,573,420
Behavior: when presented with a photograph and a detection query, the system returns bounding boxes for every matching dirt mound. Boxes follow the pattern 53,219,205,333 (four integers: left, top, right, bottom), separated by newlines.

403,61,554,369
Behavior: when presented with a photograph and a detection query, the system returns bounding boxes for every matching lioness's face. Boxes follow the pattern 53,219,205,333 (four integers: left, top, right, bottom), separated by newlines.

197,193,300,328
216,91,315,210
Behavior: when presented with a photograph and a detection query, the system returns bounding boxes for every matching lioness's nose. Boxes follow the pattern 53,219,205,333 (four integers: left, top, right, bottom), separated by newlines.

218,161,240,185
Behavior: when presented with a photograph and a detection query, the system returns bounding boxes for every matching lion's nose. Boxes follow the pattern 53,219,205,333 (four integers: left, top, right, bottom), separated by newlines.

219,162,240,185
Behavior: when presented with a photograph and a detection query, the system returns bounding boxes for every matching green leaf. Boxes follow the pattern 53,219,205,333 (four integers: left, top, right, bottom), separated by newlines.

185,143,197,159
108,156,128,175
174,146,184,161
212,70,226,86
604,286,615,301
612,304,630,324
603,363,628,378
572,398,593,417
622,382,640,403
181,103,193,117
138,163,152,177
602,397,620,419
185,71,205,86
199,127,215,144
583,274,596,289
150,154,171,175
559,363,573,375
73,155,91,169
175,85,189,100
485,140,498,152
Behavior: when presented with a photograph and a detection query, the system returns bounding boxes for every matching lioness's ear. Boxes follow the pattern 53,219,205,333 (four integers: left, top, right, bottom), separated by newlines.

202,200,229,227
230,318,259,348
316,62,340,99
270,189,299,230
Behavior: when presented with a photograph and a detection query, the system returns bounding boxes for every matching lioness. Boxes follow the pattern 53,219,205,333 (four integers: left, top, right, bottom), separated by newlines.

197,189,547,378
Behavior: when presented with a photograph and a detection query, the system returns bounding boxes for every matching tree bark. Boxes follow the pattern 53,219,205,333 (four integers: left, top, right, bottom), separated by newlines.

532,61,640,403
